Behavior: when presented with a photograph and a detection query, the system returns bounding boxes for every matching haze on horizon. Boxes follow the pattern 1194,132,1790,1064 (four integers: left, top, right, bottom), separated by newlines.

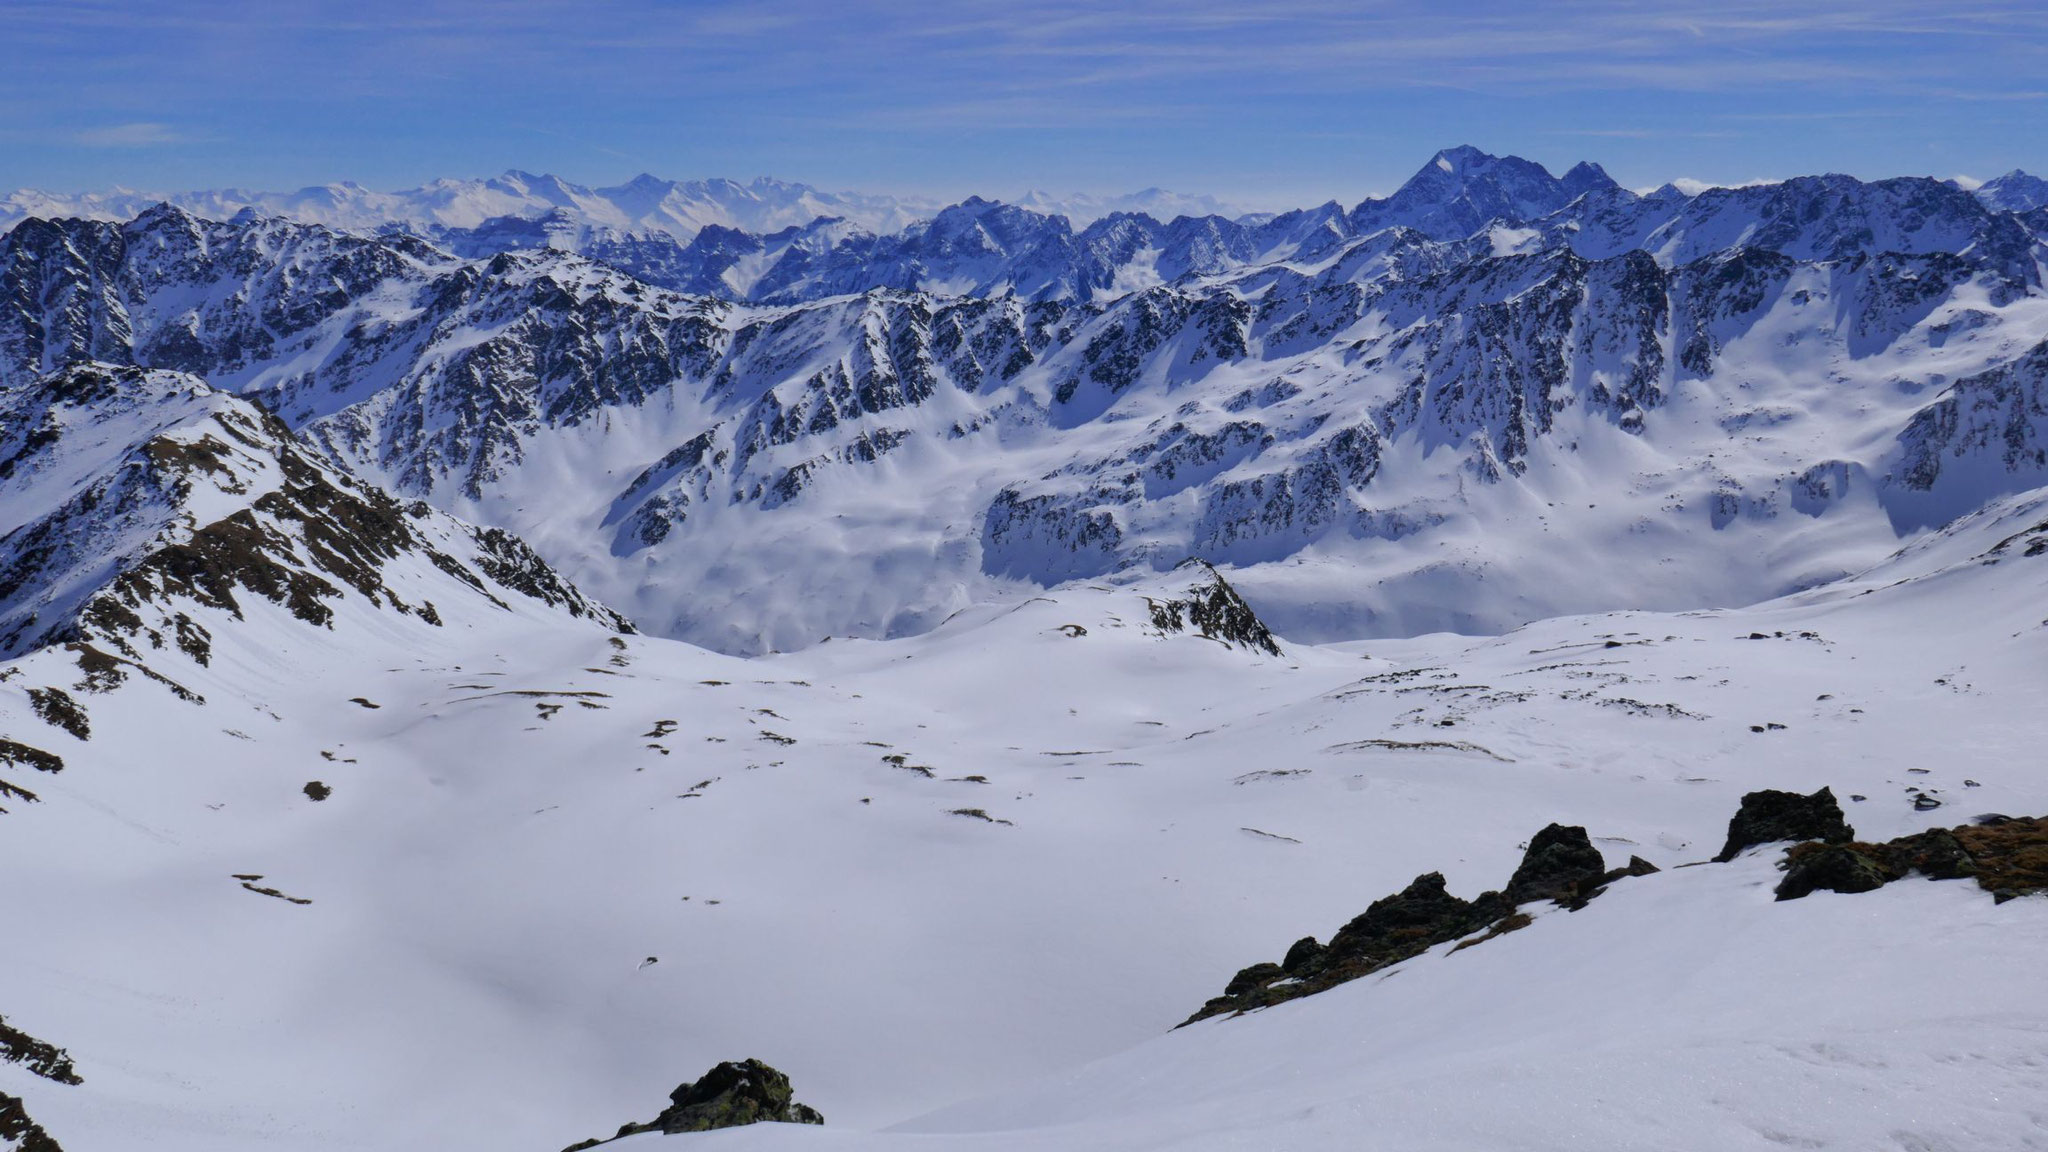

2,0,2046,212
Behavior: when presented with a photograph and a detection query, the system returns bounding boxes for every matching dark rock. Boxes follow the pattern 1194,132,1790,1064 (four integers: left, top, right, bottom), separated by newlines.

1913,794,1945,811
0,1090,65,1152
1182,870,1507,1026
1715,787,1853,861
0,1015,81,1085
1144,560,1282,656
1775,843,1893,900
1222,962,1284,997
1504,823,1608,906
1954,816,2048,902
1880,828,1976,880
1601,855,1661,884
561,1058,823,1150
656,1059,824,1133
302,781,331,802
1280,936,1325,974
0,739,64,776
25,688,88,741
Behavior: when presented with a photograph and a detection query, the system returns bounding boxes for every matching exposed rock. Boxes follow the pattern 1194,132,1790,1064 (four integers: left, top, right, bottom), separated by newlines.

653,1059,824,1133
562,1058,823,1150
1604,855,1661,884
0,1091,64,1152
0,1015,78,1152
1280,936,1325,973
1144,560,1281,656
1775,843,1894,900
1503,823,1608,906
1775,816,2047,903
1955,816,2048,903
24,689,87,741
0,740,63,776
0,1016,80,1085
1183,870,1509,1025
1714,787,1853,861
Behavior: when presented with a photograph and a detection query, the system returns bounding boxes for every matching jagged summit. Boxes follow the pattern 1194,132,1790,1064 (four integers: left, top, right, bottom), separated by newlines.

1351,145,1620,239
1975,168,2048,212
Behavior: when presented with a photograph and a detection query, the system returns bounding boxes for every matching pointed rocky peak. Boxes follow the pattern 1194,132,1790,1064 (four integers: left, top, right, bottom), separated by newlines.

1142,560,1281,656
125,200,201,232
1352,147,1602,241
1560,160,1620,199
1976,169,2048,213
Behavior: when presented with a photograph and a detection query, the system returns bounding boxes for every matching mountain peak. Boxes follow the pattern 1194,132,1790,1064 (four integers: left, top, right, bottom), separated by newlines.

1353,147,1611,240
1560,160,1620,197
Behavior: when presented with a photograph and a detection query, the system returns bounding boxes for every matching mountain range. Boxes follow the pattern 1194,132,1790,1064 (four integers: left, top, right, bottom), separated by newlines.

4,145,2045,653
2,145,2047,1152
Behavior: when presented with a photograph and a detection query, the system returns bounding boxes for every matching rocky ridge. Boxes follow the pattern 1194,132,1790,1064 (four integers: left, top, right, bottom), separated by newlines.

1187,787,2046,1027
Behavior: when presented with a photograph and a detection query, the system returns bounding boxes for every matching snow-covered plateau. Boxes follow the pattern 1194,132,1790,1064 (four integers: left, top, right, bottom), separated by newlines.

2,148,2046,1151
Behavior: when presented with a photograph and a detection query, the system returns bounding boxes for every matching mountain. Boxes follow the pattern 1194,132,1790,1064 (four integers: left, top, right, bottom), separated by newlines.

1351,144,1621,239
1011,187,1257,225
0,173,1260,248
3,147,2048,1152
0,361,626,665
3,149,2044,654
1973,168,2048,213
0,172,941,243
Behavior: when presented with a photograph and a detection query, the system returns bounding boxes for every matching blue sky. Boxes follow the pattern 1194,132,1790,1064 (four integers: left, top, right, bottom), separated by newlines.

3,0,2046,207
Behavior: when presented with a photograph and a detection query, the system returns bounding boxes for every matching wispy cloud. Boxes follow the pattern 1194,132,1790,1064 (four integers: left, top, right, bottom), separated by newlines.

5,0,2046,196
74,122,189,147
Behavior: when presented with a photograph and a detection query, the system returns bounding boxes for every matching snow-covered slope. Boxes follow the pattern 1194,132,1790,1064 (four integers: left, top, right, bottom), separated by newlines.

1,484,2043,1151
0,361,627,664
5,146,2048,1152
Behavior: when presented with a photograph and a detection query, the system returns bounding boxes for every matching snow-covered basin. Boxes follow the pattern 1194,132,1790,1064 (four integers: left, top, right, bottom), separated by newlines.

3,516,2047,1151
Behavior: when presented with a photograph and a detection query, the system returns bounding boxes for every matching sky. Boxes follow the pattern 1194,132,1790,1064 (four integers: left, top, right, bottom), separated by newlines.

2,0,2046,209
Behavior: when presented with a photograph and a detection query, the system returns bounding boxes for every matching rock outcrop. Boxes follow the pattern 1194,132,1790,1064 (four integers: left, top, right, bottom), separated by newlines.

1182,820,1646,1026
562,1058,823,1150
1714,787,1854,862
0,1014,79,1152
1776,816,2048,903
1144,561,1282,656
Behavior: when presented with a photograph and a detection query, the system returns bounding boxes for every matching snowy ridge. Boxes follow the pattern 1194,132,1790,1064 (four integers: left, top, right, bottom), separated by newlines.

0,362,626,664
0,173,941,244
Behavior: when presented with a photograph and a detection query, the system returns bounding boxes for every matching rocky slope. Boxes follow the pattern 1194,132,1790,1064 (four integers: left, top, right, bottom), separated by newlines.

0,362,625,669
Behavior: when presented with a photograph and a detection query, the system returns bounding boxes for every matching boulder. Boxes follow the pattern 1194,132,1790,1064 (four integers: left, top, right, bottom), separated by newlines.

1774,844,1893,900
1280,936,1325,974
1504,824,1607,906
656,1059,824,1134
1715,788,1853,861
560,1058,822,1151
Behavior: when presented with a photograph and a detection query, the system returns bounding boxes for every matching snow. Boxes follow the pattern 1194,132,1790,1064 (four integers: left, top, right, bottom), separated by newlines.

5,147,2048,1152
2,492,2045,1150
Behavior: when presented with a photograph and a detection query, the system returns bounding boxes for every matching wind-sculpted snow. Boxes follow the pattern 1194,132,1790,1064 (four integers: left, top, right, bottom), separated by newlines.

2,148,2048,651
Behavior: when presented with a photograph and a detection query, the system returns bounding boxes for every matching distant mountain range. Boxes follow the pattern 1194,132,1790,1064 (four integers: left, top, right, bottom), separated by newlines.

5,145,2045,655
0,172,1261,244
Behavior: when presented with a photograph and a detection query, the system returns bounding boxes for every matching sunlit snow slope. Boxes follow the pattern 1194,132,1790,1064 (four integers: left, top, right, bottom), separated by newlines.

3,487,2044,1151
